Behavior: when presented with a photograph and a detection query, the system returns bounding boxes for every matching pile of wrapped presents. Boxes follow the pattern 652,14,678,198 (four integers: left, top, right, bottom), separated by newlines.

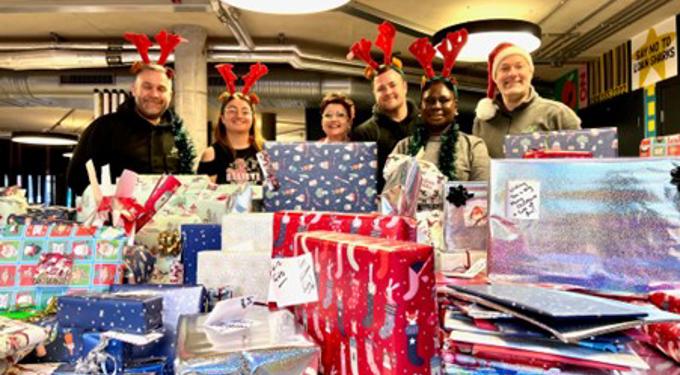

2,133,680,374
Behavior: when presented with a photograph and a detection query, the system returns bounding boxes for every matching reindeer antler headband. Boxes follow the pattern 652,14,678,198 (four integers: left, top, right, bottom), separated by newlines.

216,62,269,105
124,30,186,78
409,28,468,89
347,21,404,80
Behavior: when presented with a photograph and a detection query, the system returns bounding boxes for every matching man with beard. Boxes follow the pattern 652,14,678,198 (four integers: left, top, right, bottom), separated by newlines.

67,64,196,195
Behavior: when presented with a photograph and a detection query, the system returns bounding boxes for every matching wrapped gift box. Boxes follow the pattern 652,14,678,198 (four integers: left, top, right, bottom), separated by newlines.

57,293,163,334
488,158,680,293
640,134,680,157
175,306,319,374
0,317,47,368
180,224,221,285
503,127,618,158
110,284,205,374
0,224,126,311
9,206,76,226
197,251,270,302
263,142,378,212
291,231,437,375
272,211,417,258
443,182,488,253
222,213,273,252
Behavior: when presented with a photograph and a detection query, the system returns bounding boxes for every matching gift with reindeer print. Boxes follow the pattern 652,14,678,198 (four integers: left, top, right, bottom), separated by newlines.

503,127,618,158
286,231,436,375
0,223,127,311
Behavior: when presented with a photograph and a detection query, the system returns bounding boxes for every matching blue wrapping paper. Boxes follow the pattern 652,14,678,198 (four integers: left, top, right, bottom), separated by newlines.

180,224,221,285
110,284,205,374
124,359,165,374
20,317,84,363
263,142,378,212
503,127,618,158
57,293,163,334
82,332,125,373
488,157,680,293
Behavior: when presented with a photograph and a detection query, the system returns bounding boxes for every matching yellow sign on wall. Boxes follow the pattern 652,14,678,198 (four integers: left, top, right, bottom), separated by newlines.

631,16,677,90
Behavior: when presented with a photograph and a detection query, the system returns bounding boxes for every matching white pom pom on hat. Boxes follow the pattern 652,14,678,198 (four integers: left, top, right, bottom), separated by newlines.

475,43,534,121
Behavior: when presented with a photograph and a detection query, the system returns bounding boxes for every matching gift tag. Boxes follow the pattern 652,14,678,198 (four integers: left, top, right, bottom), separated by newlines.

507,180,540,220
203,296,255,333
268,252,319,307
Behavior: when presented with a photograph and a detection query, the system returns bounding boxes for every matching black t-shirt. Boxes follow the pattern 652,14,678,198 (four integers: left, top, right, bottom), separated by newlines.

197,143,263,184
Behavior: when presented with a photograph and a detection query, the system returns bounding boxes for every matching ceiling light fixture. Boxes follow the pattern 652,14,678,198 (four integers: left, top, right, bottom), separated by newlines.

220,0,349,15
63,152,73,158
11,131,78,146
433,19,541,62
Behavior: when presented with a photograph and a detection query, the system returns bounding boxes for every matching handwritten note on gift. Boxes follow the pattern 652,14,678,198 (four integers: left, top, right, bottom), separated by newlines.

268,252,319,307
507,181,540,220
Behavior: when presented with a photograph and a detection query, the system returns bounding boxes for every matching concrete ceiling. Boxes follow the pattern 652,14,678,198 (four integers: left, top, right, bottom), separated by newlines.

0,0,678,139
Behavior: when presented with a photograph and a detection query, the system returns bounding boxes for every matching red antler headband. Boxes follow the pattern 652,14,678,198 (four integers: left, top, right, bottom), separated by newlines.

124,29,186,78
347,21,402,80
216,62,269,105
408,28,468,84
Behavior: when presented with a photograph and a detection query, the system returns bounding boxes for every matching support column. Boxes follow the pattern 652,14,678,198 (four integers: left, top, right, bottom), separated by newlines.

172,25,208,168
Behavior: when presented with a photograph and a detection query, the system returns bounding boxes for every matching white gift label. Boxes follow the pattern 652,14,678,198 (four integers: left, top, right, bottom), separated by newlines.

507,181,540,220
268,253,319,307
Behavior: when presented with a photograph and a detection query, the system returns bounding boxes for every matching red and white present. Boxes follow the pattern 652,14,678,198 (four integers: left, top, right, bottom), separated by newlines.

272,211,417,257
291,231,437,375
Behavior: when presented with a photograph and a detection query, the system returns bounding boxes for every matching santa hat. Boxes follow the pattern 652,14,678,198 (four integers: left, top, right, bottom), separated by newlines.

475,43,534,120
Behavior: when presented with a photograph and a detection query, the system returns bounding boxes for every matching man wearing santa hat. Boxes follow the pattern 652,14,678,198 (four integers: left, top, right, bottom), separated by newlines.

473,43,581,158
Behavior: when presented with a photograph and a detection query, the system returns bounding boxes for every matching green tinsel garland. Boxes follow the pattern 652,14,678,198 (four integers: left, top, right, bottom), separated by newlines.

407,122,459,181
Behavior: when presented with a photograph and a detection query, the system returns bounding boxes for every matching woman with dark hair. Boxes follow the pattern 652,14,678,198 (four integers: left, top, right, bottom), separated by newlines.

390,30,489,181
198,63,268,184
319,92,355,143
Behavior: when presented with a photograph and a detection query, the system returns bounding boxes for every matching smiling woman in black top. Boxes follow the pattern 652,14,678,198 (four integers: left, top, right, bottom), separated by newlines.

197,63,268,184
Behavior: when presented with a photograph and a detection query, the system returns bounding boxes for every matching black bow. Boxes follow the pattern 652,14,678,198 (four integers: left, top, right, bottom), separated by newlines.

446,184,474,207
671,166,680,191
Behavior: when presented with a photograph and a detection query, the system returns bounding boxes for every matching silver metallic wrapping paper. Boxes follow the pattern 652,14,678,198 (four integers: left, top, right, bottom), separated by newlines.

444,181,488,253
175,307,319,374
488,158,680,293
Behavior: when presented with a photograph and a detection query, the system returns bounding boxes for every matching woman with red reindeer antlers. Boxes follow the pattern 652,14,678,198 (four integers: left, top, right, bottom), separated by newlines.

472,43,581,158
390,29,489,182
197,63,268,184
349,21,419,192
67,30,196,196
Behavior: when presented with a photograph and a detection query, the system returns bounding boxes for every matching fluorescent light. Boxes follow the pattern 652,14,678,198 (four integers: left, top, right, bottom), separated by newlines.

11,131,78,146
63,152,73,158
434,19,542,62
220,0,349,14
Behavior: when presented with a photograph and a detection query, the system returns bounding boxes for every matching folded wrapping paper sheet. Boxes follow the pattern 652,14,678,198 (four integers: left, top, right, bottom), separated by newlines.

488,157,680,293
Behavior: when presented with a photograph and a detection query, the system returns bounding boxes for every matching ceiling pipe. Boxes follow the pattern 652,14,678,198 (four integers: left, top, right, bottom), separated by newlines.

339,2,432,38
209,0,255,50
